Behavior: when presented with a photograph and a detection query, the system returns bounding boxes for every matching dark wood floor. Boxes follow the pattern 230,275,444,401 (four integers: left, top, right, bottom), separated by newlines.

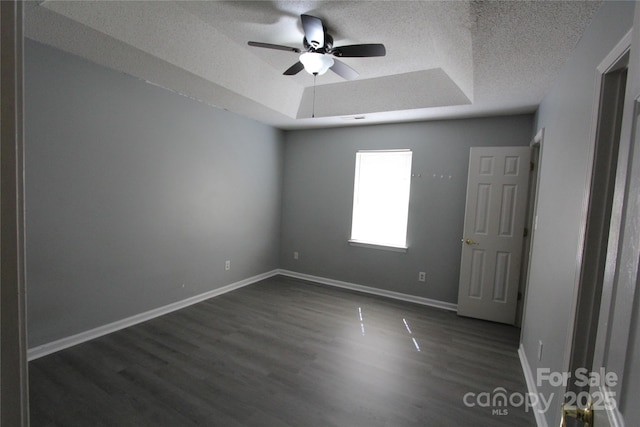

29,275,536,426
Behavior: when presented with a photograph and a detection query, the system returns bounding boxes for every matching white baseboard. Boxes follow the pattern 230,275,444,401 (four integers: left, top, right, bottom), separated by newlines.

28,269,457,361
277,269,458,312
518,344,549,427
27,269,280,361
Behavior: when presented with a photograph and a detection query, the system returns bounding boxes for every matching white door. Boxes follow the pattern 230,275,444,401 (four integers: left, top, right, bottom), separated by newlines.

457,146,531,324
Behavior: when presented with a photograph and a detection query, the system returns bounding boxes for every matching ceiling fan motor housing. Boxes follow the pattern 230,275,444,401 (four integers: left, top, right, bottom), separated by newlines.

304,32,333,54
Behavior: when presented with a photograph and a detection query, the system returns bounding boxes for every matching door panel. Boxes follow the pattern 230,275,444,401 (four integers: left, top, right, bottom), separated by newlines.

493,252,510,302
469,249,486,298
457,146,531,324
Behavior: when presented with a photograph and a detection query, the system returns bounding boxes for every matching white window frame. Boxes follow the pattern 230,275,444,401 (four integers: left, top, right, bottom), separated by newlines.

348,149,412,252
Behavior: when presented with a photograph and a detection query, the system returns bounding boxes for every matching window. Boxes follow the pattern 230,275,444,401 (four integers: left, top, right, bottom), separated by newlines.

349,150,413,251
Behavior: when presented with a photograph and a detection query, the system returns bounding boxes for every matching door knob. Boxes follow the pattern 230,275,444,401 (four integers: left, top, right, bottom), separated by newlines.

463,238,479,245
560,401,593,427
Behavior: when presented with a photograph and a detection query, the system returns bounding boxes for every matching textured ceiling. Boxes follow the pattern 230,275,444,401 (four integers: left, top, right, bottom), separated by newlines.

25,1,601,130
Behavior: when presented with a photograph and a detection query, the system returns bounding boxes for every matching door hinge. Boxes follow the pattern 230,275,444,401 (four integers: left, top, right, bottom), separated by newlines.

523,227,529,238
518,291,522,301
530,161,535,172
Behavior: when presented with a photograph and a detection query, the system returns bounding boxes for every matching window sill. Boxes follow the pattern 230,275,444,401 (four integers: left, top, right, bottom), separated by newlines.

348,240,408,253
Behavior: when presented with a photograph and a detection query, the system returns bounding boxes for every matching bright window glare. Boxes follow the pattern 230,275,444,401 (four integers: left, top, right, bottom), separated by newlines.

350,150,412,248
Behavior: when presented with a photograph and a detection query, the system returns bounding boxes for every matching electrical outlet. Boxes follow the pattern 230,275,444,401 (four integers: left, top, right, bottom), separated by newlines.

293,251,299,260
418,272,426,282
225,260,231,271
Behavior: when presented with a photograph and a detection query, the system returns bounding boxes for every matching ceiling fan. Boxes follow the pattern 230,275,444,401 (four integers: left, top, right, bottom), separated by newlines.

248,14,386,80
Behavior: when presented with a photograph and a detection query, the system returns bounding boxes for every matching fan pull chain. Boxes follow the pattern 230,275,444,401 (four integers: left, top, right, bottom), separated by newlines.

312,73,317,118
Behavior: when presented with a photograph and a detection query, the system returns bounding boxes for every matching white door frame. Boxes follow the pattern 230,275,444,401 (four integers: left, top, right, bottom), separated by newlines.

562,29,632,379
561,27,637,427
0,1,30,425
517,129,544,328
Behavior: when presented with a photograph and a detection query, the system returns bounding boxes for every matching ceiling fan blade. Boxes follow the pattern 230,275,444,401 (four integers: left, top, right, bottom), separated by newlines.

248,41,300,53
301,14,325,49
330,59,359,80
332,44,386,57
284,61,305,76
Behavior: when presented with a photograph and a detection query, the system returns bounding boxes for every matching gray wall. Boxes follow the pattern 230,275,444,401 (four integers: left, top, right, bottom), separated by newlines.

25,40,283,347
521,2,635,426
280,116,533,303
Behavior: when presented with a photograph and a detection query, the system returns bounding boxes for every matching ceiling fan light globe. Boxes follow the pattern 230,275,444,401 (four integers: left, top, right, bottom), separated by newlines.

300,52,334,76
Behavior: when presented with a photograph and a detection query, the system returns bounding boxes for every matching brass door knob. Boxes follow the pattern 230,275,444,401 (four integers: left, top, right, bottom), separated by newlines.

560,402,593,427
463,238,479,246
